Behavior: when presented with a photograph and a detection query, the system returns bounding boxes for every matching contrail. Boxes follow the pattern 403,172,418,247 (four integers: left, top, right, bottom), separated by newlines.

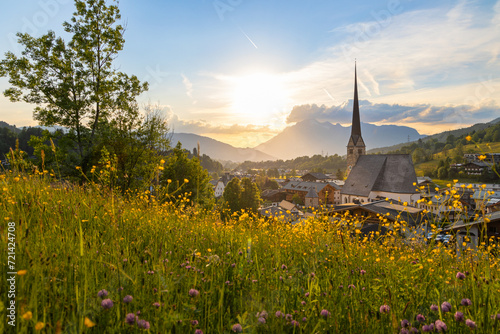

239,27,258,49
323,88,335,102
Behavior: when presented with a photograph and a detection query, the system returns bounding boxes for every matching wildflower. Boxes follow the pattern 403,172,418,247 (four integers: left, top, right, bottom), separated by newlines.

478,155,486,161
101,299,114,310
286,314,293,321
126,313,136,325
275,311,284,318
17,270,27,276
84,317,96,328
301,300,306,306
189,289,199,297
461,298,472,306
191,320,199,326
305,292,310,297
320,309,331,318
441,301,452,313
22,311,33,320
456,272,466,279
98,289,108,298
291,320,300,327
153,302,161,308
400,329,409,334
258,317,266,324
466,135,472,141
137,319,150,329
379,305,390,314
435,319,447,332
195,330,204,334
360,269,366,275
465,319,477,329
35,322,45,331
184,178,189,183
430,304,439,312
232,323,243,333
302,317,307,322
455,311,464,322
123,295,133,303
281,264,287,270
401,319,410,328
259,310,268,318
348,284,355,289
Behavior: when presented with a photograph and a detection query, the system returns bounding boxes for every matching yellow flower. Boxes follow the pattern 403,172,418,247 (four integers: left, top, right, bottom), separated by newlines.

453,179,458,184
160,159,165,164
35,322,45,331
22,311,33,320
184,178,189,183
17,270,27,276
478,155,486,161
158,166,164,171
167,179,172,183
84,317,96,328
466,135,472,141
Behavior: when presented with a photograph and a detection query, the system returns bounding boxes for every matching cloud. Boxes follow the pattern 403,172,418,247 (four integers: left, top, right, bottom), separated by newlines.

286,100,500,127
181,74,196,104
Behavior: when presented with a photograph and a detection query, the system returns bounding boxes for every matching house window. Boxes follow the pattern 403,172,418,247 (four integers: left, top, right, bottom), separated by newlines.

358,149,363,154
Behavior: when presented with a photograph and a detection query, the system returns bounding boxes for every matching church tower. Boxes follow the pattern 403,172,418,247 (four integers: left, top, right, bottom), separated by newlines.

346,62,366,176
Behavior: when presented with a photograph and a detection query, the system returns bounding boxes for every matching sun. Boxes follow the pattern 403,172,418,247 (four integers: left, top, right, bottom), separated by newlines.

231,73,288,124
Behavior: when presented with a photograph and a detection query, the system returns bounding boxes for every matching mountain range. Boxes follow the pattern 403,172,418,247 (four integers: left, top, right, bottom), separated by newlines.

254,119,425,160
170,133,275,163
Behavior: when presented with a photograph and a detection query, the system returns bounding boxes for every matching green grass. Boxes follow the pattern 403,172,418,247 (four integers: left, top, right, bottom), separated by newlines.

1,171,500,333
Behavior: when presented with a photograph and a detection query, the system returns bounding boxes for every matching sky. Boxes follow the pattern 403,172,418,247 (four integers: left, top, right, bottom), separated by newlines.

0,0,499,148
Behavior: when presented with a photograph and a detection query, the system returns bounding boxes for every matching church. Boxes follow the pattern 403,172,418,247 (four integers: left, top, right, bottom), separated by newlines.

340,64,420,206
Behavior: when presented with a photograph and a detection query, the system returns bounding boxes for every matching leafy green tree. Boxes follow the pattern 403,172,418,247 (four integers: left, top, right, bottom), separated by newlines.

240,177,261,213
0,0,147,170
160,142,213,206
97,105,170,190
0,127,17,157
223,177,242,213
336,168,344,180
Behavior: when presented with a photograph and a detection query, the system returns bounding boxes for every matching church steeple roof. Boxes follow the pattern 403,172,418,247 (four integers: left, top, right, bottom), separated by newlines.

350,62,363,145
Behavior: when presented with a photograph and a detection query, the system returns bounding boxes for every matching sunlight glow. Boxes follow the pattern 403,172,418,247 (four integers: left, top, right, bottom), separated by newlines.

231,73,289,124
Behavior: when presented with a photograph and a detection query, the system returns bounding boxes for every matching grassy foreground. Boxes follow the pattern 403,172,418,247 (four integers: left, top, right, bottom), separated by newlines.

1,171,500,333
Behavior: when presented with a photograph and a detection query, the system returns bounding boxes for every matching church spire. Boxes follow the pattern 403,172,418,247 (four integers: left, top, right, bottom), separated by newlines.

346,61,366,176
351,61,362,143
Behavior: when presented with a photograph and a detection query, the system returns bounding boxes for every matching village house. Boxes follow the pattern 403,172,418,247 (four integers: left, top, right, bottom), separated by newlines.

301,172,330,182
443,210,500,249
282,180,340,206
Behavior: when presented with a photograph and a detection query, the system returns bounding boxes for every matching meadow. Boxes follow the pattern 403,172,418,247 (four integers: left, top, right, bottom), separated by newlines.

1,169,500,333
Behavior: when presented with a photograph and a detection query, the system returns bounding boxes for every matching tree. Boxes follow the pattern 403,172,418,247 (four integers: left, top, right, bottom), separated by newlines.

223,178,242,213
240,177,261,213
0,0,147,170
223,177,261,214
160,142,213,206
336,168,344,180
